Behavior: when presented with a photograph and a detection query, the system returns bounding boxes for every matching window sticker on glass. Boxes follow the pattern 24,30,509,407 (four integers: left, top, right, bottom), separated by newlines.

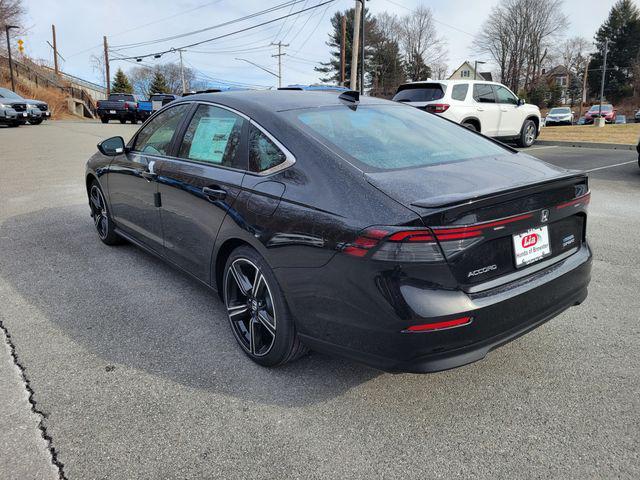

189,117,237,163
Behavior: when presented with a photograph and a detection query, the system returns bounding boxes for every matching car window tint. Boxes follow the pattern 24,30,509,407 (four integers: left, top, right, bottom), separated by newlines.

494,86,518,104
134,104,190,155
248,126,287,173
178,104,245,168
393,84,445,102
451,84,468,101
473,84,496,103
292,104,508,171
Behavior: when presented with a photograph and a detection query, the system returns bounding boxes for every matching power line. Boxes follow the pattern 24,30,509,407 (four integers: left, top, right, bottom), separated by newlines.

113,0,336,61
110,0,309,51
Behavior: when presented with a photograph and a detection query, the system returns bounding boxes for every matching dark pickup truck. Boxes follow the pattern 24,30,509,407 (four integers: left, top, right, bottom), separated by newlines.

97,93,152,124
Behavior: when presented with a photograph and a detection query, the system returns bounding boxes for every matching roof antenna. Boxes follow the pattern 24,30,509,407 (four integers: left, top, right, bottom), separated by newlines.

338,90,360,105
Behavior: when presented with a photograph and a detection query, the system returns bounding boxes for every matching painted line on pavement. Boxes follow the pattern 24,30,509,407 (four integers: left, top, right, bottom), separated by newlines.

585,160,637,172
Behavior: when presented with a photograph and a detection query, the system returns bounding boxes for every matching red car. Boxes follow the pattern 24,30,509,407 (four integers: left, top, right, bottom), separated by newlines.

584,104,616,124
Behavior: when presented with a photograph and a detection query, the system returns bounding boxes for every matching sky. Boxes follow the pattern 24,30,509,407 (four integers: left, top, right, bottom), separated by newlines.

18,0,620,90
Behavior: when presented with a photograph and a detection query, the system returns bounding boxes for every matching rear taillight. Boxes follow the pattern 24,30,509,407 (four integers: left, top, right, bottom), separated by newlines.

343,227,444,262
425,103,450,113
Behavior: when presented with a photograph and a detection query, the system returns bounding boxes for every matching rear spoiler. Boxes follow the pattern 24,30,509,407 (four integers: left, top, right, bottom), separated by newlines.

411,173,587,209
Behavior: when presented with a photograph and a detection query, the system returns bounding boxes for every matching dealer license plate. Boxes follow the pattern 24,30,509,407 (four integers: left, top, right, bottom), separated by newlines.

109,110,116,114
513,226,551,267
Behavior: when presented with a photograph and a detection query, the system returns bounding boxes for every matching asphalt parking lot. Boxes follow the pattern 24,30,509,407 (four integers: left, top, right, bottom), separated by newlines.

1,121,638,479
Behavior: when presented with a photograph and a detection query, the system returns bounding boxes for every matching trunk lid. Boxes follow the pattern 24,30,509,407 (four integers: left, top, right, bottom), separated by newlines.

365,153,589,289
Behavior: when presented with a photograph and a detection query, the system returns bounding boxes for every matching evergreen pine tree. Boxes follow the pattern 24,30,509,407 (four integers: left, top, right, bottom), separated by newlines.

111,68,133,94
149,70,170,94
588,0,640,101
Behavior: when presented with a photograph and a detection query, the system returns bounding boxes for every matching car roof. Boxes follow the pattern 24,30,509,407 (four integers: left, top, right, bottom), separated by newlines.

399,79,503,87
176,90,390,116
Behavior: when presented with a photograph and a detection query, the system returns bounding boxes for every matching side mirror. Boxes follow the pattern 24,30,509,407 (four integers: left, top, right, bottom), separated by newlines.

97,136,125,156
517,98,526,106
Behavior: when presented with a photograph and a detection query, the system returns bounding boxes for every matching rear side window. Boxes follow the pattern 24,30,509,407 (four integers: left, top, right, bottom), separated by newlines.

473,84,496,103
248,126,287,173
133,104,190,155
393,84,444,102
178,104,245,168
109,94,135,102
451,84,468,101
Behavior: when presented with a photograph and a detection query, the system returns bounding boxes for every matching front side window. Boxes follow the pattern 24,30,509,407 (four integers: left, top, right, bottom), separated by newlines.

248,126,287,173
451,84,469,101
133,104,190,155
291,104,509,171
494,86,518,105
473,84,496,103
178,104,245,168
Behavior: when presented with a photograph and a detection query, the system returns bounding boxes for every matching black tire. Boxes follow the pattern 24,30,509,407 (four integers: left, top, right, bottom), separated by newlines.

89,180,123,246
223,245,308,367
101,117,109,124
517,119,537,148
462,121,477,132
29,119,44,125
8,122,20,128
130,117,138,124
119,118,126,124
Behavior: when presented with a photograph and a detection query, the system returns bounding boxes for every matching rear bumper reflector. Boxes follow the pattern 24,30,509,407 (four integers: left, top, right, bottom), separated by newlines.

402,316,473,333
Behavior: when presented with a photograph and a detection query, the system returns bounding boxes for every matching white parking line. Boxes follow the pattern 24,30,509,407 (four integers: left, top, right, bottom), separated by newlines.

585,160,637,172
526,145,558,150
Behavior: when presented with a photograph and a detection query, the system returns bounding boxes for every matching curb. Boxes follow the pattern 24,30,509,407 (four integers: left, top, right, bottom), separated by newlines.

535,140,636,151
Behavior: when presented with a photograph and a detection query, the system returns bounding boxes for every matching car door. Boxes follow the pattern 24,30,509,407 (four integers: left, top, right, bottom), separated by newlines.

472,83,501,136
494,85,522,137
154,103,247,282
107,103,191,251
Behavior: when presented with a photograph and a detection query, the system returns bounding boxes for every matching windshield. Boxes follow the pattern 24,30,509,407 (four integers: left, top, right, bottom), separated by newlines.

549,108,570,114
589,105,612,112
393,84,445,103
0,87,23,100
289,104,510,171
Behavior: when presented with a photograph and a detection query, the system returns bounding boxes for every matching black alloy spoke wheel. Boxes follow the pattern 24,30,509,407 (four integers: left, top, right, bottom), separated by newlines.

89,181,123,245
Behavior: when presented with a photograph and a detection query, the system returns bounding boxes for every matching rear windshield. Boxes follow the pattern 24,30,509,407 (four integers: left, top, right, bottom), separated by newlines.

289,104,509,171
549,108,570,114
392,84,444,102
150,95,173,101
589,105,612,112
109,94,135,102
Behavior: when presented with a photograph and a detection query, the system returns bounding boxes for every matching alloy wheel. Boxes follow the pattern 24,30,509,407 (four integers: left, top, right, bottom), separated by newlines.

90,185,109,240
525,123,536,145
225,258,277,357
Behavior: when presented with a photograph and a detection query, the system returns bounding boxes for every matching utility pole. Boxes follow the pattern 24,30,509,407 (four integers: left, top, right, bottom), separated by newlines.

359,0,365,94
350,1,361,91
579,55,591,119
178,49,187,93
340,15,346,86
103,36,110,96
5,25,18,92
52,24,59,75
271,41,288,88
598,38,608,119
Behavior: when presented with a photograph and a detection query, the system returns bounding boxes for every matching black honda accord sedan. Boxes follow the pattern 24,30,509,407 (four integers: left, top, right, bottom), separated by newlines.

85,90,592,373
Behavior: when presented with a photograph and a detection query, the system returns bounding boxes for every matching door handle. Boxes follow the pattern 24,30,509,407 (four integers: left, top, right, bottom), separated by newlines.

202,186,227,200
500,107,508,112
477,107,485,111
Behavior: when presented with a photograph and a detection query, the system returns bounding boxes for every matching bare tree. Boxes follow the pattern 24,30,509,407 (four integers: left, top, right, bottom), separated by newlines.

90,54,107,87
474,0,567,92
127,63,198,96
398,5,447,81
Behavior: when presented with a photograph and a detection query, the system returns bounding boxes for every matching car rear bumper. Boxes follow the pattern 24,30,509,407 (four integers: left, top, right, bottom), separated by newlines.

98,109,134,118
284,243,592,373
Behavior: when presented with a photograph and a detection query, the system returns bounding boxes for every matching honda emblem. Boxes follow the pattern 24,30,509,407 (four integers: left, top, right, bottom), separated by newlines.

540,209,549,223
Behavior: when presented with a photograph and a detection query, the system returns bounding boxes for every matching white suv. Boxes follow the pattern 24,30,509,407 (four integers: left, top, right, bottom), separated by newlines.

392,80,542,147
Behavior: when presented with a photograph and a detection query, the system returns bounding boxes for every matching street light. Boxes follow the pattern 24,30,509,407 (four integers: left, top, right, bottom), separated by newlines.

4,25,19,91
473,60,486,80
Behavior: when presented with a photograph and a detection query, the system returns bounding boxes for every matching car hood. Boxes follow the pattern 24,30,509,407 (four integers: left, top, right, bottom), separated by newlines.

364,153,574,209
0,99,26,105
22,99,47,105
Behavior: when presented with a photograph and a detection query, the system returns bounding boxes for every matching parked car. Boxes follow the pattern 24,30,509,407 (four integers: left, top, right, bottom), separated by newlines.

97,93,143,124
85,90,592,373
149,93,180,112
545,107,574,126
0,102,22,127
637,137,640,168
635,109,640,123
0,87,50,124
577,116,586,125
392,80,542,147
584,104,616,124
137,98,153,122
615,115,626,124
278,84,350,93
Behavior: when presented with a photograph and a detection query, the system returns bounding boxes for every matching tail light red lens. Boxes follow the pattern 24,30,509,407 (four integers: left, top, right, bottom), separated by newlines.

426,103,450,113
343,227,444,262
403,316,473,333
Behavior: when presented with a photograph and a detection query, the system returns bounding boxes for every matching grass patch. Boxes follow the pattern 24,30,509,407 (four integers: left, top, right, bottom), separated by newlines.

539,123,640,145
